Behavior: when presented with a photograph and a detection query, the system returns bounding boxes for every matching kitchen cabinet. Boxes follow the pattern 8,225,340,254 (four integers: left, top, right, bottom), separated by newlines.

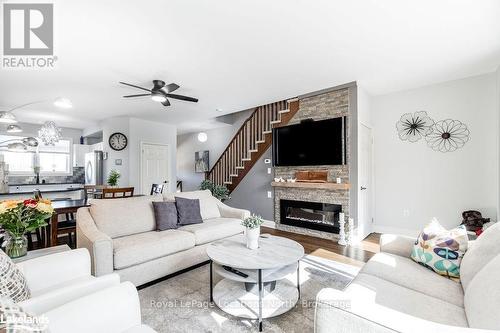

73,144,90,167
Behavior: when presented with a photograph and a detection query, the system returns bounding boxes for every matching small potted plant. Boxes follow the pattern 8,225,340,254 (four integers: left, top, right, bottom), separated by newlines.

107,169,121,187
241,215,264,250
0,199,54,258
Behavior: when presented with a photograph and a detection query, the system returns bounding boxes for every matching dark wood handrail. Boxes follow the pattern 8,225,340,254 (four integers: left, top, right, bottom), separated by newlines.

207,106,259,175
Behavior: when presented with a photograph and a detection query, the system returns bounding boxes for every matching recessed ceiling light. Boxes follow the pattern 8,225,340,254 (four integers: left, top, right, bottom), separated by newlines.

54,97,73,109
6,124,22,133
198,132,208,142
216,108,223,112
0,111,17,123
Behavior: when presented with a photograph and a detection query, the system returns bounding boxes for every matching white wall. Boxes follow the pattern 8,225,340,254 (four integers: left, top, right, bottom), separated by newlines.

497,66,500,218
128,118,177,193
177,110,251,191
101,117,130,186
86,117,177,192
372,73,498,236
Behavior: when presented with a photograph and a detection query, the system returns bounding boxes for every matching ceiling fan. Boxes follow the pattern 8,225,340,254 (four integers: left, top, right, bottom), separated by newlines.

119,80,198,107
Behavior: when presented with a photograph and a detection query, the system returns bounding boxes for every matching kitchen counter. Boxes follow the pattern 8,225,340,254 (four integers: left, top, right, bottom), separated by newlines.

0,183,85,200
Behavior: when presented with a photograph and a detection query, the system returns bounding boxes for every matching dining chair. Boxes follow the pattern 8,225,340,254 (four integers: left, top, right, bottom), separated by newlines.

34,191,76,248
102,187,134,199
150,183,165,195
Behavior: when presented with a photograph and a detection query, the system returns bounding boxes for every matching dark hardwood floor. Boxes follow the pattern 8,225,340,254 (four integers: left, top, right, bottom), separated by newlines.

261,227,380,267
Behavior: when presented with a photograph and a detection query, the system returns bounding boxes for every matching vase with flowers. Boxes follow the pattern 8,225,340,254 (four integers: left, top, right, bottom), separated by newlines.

241,215,264,250
0,199,54,258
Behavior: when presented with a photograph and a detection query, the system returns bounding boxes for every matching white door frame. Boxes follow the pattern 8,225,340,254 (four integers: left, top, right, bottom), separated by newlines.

358,121,375,240
140,141,170,194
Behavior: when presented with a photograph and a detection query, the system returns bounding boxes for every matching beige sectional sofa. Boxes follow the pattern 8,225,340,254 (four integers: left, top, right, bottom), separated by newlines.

76,190,250,286
315,222,500,333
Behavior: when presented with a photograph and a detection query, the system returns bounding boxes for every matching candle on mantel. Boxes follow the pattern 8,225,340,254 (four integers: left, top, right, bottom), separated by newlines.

339,212,345,223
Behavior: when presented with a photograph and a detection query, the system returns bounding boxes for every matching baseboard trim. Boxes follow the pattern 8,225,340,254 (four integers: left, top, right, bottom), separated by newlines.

137,260,210,290
372,225,419,237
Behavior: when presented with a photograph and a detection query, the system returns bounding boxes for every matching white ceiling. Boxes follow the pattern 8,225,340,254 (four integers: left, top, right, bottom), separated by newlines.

1,0,499,133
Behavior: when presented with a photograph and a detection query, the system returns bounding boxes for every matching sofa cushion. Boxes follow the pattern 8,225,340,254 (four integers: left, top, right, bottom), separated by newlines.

152,201,178,231
410,220,468,280
90,196,162,239
460,222,500,291
178,217,244,245
175,197,203,226
464,253,500,330
345,273,469,328
164,190,221,220
361,252,464,307
112,230,195,269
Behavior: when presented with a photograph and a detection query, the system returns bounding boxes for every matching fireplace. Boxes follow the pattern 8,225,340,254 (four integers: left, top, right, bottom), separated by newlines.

280,199,341,234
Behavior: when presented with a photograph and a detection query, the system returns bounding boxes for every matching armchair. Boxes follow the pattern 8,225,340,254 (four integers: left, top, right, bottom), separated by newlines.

16,248,119,314
44,282,156,333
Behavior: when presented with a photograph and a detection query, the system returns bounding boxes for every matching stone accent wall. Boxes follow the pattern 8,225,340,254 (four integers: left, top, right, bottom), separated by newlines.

274,88,350,240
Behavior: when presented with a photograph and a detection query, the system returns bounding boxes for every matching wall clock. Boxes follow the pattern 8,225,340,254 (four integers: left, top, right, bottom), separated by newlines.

109,132,128,151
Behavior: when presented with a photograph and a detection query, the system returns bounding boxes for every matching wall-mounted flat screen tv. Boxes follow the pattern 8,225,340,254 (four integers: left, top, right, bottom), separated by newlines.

272,117,346,167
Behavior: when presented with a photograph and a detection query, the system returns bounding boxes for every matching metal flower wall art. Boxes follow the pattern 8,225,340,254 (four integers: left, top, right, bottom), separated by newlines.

425,119,470,152
396,111,470,152
396,111,435,142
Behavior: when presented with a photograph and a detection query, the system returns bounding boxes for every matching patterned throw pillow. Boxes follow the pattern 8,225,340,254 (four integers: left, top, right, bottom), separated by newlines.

411,220,468,279
0,296,48,332
0,250,30,303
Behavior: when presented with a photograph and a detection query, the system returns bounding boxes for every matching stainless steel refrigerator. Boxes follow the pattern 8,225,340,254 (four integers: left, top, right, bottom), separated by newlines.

85,151,104,185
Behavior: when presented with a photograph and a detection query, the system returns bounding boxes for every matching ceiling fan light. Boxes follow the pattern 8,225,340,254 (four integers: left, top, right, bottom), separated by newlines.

0,111,17,124
6,124,22,133
151,93,167,103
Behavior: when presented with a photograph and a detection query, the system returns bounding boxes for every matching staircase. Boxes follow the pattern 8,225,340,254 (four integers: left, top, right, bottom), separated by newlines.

207,99,300,192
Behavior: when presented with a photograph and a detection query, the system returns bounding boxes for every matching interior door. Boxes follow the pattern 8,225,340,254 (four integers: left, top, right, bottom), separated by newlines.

358,124,373,240
141,143,169,195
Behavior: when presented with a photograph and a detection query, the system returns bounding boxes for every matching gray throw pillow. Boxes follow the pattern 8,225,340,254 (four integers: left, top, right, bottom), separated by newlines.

175,197,203,226
152,201,178,231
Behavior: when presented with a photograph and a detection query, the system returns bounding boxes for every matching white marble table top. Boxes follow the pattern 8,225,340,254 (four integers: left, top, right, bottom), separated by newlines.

206,234,304,270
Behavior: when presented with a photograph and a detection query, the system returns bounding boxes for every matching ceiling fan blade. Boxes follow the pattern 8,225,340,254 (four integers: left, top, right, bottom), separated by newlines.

164,83,180,93
119,81,151,92
123,94,151,98
165,93,198,103
162,99,171,107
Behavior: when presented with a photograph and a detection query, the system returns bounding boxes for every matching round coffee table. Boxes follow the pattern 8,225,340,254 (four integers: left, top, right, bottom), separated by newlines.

206,234,304,332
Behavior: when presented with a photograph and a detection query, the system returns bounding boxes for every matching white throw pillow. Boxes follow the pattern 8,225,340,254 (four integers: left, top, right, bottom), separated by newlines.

0,250,30,303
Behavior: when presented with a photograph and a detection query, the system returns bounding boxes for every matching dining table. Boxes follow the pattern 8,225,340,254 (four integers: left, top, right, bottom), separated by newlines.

49,199,90,247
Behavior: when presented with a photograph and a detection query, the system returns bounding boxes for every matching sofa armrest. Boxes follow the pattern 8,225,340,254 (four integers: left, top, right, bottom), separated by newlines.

16,248,91,293
379,234,416,257
216,201,251,220
44,282,147,333
19,273,120,315
76,207,113,276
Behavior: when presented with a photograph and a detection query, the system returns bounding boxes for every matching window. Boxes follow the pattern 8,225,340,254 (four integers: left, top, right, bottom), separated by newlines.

38,139,72,175
0,135,72,175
